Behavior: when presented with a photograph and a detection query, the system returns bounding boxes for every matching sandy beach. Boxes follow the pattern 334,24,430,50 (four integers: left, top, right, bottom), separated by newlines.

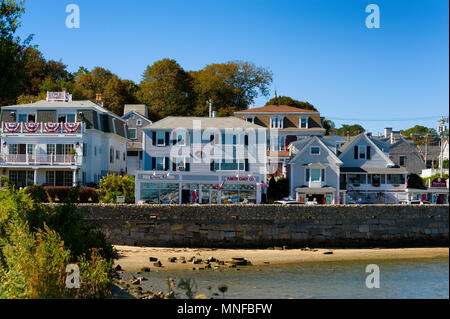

113,245,449,272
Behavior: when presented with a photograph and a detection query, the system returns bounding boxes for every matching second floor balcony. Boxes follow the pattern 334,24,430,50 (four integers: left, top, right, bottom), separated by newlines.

1,122,85,135
0,154,82,166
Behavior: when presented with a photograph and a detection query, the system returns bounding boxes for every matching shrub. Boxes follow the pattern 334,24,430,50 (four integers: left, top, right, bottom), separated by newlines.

407,174,424,188
98,174,135,204
25,186,99,203
26,184,47,202
78,187,99,203
0,187,115,299
0,175,8,187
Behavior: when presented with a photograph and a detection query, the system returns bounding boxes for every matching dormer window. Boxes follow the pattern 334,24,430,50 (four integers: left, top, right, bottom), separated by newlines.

136,119,142,126
299,116,309,129
243,116,255,124
310,146,320,155
270,116,284,129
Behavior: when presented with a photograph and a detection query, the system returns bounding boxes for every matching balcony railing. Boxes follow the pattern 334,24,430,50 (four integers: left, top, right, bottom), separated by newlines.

1,122,84,135
0,154,82,166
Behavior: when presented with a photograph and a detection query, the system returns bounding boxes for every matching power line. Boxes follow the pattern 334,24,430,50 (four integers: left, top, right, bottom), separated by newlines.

326,115,447,122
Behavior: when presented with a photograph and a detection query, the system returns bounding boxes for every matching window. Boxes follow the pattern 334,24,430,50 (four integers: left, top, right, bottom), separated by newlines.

58,114,75,123
270,116,284,129
110,147,114,163
399,156,405,166
299,117,309,129
123,152,126,161
116,150,120,160
348,174,366,184
310,169,321,182
368,174,385,186
176,132,186,145
156,131,165,146
83,143,87,157
310,146,320,155
214,160,245,171
387,174,405,184
9,144,18,155
155,157,165,171
128,128,137,139
174,158,186,171
136,119,142,126
27,144,35,155
94,146,97,156
47,144,56,155
243,116,255,124
359,146,366,159
18,114,27,123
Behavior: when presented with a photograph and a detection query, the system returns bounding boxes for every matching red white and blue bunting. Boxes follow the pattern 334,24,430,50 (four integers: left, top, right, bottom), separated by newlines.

23,122,41,133
3,122,21,133
43,122,61,133
63,122,81,133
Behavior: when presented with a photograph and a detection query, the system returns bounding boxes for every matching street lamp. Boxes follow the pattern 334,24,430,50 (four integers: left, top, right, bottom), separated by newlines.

437,117,449,178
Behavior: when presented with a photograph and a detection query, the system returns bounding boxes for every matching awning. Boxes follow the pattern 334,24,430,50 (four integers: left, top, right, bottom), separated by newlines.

340,167,408,174
295,187,336,194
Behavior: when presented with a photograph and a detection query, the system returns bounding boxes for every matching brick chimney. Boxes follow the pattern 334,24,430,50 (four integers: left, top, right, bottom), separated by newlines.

95,93,103,107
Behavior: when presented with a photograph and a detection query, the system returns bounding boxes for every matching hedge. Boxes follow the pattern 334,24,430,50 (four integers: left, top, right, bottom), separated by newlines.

25,185,99,203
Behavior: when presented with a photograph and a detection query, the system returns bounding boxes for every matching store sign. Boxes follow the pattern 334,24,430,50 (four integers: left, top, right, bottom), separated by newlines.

116,196,125,203
140,174,176,180
225,176,256,182
431,177,447,188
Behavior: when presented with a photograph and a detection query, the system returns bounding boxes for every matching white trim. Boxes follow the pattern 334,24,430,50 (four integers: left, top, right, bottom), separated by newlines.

299,116,309,129
338,133,395,166
289,136,343,165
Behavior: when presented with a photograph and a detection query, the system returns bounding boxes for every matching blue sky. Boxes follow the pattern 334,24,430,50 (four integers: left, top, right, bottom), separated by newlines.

17,0,449,134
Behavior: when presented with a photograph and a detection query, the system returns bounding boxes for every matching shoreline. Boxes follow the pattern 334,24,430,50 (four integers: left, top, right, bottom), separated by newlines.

113,245,449,272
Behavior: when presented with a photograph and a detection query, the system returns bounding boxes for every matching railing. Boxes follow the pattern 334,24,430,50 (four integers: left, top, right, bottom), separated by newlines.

1,122,84,135
0,154,81,166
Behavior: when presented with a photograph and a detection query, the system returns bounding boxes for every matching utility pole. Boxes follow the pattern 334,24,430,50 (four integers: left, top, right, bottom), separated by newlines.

208,99,213,118
437,117,449,178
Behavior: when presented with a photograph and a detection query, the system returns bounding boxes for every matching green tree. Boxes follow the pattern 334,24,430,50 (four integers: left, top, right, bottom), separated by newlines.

264,95,316,111
190,61,272,116
335,124,365,136
0,0,30,106
97,174,135,204
137,58,193,120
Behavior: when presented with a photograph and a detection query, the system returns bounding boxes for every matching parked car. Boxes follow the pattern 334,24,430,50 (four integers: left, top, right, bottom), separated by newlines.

273,200,305,205
401,200,431,205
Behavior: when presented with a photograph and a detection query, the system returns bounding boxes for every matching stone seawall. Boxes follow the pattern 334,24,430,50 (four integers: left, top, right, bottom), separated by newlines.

80,204,449,248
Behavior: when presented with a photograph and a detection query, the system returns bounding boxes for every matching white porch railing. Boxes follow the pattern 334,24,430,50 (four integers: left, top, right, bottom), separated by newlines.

0,154,81,166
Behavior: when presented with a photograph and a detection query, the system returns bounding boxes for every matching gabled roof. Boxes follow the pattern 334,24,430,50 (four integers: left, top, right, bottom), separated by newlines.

122,110,152,124
143,116,266,130
338,133,395,166
289,136,343,166
123,104,148,118
234,105,318,114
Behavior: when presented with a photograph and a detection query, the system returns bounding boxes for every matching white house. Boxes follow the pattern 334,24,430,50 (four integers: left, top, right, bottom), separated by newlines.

0,91,128,187
338,133,409,203
288,136,343,204
135,116,267,204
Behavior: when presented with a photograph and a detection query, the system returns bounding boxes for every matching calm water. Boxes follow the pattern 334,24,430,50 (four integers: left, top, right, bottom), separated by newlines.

126,257,449,299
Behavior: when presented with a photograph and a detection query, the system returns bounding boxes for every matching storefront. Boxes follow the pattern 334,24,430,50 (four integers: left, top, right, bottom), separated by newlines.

135,172,265,204
406,177,449,204
295,187,338,204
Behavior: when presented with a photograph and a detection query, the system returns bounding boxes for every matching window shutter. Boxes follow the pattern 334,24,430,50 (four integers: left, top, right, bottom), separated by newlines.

172,161,176,171
185,162,190,172
210,134,214,142
152,132,156,146
354,146,358,159
367,146,371,159
151,157,155,170
245,159,249,171
244,135,249,146
210,160,215,171
164,157,169,171
165,132,170,146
